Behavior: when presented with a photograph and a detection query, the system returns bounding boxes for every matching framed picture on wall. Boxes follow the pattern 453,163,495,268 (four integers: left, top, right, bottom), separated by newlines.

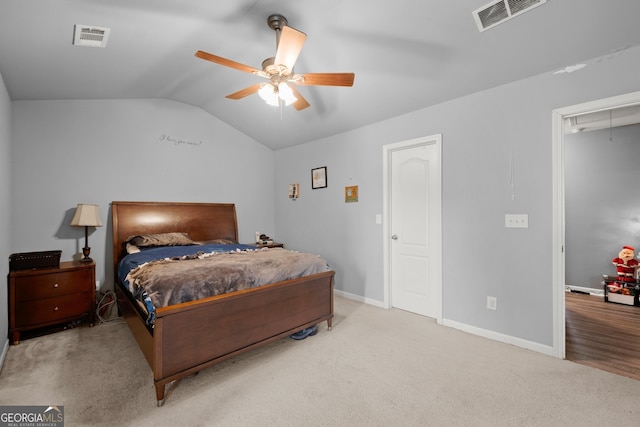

289,183,299,199
345,185,358,203
311,166,327,189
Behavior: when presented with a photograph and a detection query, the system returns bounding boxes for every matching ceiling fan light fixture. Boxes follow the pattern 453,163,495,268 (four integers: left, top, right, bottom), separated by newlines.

258,82,297,107
258,83,279,106
277,82,297,106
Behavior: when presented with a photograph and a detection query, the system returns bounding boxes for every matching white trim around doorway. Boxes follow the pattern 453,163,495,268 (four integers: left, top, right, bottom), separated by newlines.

552,90,640,359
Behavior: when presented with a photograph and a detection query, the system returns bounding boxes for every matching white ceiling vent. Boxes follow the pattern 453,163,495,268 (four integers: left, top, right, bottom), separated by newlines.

473,0,546,32
73,25,110,48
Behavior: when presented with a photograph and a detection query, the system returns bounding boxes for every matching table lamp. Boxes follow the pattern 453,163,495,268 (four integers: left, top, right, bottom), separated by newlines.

70,203,103,262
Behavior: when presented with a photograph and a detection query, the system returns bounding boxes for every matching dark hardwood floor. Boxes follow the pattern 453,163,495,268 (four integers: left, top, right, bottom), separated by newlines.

565,291,640,380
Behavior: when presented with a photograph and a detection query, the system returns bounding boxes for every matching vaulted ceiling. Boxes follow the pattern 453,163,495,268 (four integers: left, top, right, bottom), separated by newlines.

1,1,639,150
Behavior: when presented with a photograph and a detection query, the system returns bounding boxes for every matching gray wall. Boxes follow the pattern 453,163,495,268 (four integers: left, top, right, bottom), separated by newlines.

10,98,276,291
0,72,11,354
274,44,640,348
272,133,384,303
4,44,640,354
565,124,640,290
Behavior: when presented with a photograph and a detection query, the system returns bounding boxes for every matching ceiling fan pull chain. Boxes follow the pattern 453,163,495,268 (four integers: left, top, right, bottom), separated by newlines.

609,110,613,142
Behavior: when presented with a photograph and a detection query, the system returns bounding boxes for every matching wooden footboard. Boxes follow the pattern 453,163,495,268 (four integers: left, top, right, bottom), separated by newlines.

117,269,334,405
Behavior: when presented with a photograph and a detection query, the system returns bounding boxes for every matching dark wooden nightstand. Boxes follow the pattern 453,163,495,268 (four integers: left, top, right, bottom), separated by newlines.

8,260,96,344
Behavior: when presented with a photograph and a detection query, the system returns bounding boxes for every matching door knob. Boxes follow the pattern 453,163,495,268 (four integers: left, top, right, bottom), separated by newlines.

391,235,398,240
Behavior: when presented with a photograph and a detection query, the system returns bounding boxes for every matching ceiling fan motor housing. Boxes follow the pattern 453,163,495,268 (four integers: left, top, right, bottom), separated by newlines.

267,14,288,31
261,57,294,80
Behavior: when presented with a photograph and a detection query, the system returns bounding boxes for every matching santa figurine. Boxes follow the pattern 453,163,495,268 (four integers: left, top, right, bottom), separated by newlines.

612,245,639,284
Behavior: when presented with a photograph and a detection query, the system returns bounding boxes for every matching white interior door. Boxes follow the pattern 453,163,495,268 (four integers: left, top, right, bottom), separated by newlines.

385,135,442,320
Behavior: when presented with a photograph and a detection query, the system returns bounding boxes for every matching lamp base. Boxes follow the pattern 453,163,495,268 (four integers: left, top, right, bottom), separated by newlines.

80,246,92,263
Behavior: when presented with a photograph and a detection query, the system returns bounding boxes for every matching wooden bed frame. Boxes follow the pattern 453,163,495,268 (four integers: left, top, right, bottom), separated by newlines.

111,201,334,406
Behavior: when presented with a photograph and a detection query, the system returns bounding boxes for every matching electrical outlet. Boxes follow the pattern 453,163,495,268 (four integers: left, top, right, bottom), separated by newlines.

505,214,528,228
487,296,497,310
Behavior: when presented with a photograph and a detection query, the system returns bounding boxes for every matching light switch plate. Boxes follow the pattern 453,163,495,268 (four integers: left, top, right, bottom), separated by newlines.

505,214,528,228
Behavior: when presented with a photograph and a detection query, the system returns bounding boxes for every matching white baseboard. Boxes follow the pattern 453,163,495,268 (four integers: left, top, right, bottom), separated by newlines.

336,289,554,357
565,285,604,296
0,338,8,371
442,318,554,357
334,289,385,308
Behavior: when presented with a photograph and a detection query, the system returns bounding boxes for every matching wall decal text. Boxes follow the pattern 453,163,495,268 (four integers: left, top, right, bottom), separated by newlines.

159,133,203,147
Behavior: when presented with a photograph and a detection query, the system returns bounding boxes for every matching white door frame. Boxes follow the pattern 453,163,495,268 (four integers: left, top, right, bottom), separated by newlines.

382,134,443,324
552,91,640,359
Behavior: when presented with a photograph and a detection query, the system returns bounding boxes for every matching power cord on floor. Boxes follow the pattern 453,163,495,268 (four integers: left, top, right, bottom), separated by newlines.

96,290,121,324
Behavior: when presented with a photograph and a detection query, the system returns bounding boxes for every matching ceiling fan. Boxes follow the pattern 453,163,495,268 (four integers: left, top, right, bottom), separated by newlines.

195,14,355,111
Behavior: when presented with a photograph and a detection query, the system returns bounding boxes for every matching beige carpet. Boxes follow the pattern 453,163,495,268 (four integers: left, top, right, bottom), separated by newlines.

1,296,639,427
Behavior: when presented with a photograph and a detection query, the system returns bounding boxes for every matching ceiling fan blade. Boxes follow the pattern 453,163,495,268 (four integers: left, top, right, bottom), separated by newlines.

274,26,307,72
225,84,262,100
289,86,310,111
195,50,261,75
297,73,355,87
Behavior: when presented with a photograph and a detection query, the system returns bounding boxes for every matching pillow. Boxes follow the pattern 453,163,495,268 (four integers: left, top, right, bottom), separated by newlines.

195,238,238,245
125,232,195,248
126,243,141,254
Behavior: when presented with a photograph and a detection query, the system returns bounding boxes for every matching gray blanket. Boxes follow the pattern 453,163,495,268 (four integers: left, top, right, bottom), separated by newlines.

126,248,329,308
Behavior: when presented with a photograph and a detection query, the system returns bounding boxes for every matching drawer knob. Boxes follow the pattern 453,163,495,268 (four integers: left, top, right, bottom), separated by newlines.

54,306,59,311
54,283,59,288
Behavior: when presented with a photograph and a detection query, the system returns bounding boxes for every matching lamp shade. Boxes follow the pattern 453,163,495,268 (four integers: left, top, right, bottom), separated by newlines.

70,204,103,227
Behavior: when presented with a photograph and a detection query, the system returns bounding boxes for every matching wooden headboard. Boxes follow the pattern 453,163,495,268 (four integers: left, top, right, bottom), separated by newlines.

111,201,238,280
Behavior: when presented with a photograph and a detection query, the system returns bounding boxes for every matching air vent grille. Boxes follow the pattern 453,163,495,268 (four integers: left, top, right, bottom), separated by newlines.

477,2,509,29
73,25,110,47
473,0,546,32
508,0,540,14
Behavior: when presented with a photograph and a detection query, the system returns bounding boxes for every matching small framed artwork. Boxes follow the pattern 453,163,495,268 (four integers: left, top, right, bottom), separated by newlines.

289,183,299,199
345,185,358,203
311,166,327,189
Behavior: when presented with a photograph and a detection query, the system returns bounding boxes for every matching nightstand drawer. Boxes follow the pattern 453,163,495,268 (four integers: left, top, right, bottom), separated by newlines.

15,292,92,326
13,269,92,302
